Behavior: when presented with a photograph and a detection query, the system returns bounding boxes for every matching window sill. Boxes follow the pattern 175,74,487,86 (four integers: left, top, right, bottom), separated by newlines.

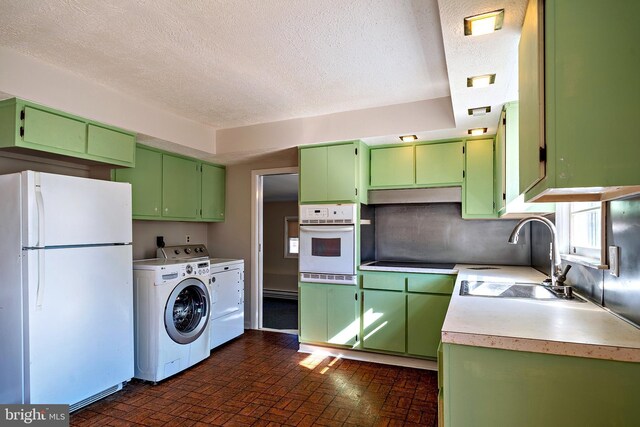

561,254,608,270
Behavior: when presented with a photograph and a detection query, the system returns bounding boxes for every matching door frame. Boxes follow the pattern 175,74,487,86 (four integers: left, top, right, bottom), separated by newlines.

250,167,298,330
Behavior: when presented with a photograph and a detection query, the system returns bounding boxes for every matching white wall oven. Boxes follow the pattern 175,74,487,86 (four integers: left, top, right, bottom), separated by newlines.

299,204,357,285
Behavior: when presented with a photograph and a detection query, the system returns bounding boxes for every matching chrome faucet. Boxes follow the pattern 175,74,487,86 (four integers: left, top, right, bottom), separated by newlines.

507,216,563,287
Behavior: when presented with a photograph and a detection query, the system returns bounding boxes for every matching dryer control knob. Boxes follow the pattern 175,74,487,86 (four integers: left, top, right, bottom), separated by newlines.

185,248,192,254
174,249,180,254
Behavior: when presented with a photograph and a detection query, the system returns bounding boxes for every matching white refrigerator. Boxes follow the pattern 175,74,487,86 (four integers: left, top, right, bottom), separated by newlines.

0,171,134,410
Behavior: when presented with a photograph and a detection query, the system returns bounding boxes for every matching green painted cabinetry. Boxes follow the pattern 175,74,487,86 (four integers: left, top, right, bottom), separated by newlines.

415,141,463,186
299,141,368,204
114,146,162,218
370,146,414,187
442,343,640,426
201,163,225,221
463,138,496,219
0,97,135,167
496,102,554,217
520,0,640,202
359,271,454,358
299,282,358,346
162,155,200,220
362,289,406,353
114,144,225,222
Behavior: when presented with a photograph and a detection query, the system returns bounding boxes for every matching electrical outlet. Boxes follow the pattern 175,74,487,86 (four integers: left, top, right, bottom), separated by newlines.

186,235,191,243
609,246,619,277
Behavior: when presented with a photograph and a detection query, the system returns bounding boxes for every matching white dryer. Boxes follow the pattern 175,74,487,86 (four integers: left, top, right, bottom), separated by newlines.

158,245,245,350
133,258,211,382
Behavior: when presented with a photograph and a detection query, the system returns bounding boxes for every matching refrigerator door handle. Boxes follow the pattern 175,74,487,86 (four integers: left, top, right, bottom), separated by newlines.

36,250,45,310
35,174,45,247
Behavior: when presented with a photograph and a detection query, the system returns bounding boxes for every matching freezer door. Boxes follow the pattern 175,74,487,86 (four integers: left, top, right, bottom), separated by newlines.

23,171,132,247
23,245,134,405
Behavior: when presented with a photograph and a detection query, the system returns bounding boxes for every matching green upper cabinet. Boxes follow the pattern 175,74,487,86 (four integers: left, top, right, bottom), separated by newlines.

201,163,225,221
114,146,162,218
299,282,358,346
162,155,200,220
299,141,367,204
463,138,496,219
113,144,225,222
415,141,463,186
497,102,554,217
0,98,135,167
407,293,450,358
519,0,640,202
370,145,414,187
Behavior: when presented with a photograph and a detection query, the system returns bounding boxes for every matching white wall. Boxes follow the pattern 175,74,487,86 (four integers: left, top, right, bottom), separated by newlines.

0,47,216,154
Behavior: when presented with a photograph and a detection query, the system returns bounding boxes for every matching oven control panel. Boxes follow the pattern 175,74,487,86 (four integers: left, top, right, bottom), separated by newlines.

300,204,357,223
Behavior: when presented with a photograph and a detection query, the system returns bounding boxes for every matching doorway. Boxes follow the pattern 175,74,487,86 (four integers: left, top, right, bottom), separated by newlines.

250,167,299,333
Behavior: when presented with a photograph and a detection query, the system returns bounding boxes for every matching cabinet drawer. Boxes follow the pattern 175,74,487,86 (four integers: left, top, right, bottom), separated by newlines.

87,124,135,164
361,272,405,291
407,274,455,294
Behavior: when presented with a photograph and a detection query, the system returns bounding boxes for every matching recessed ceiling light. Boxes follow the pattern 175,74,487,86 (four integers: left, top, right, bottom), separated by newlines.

399,135,417,143
464,9,505,36
468,106,492,116
468,128,488,136
467,74,496,88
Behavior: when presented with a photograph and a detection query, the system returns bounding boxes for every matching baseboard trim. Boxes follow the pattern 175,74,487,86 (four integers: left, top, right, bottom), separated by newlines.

298,343,438,371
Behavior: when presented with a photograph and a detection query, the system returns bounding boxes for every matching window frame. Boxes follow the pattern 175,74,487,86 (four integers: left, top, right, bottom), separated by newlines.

556,201,608,269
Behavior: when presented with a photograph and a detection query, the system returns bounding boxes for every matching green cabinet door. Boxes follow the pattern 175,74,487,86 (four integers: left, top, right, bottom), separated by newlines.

299,283,357,345
114,146,162,218
299,283,328,343
201,163,225,221
87,124,135,165
463,139,496,218
415,141,463,186
370,146,414,188
326,285,358,346
299,145,328,203
22,106,86,154
162,154,200,219
362,290,405,353
495,111,506,214
327,143,356,202
407,294,450,358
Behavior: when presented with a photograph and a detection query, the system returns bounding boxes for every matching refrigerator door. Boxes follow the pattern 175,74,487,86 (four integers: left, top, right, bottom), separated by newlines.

23,245,134,405
22,171,132,247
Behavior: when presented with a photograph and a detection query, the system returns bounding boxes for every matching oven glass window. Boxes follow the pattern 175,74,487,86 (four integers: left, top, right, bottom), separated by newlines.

311,238,341,257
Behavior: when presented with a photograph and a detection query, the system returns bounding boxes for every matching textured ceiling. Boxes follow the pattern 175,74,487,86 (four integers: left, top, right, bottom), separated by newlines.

0,0,450,129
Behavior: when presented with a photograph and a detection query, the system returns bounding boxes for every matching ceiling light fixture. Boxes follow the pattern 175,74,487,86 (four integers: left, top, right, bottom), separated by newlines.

468,128,488,136
468,106,492,116
467,74,496,88
399,135,417,143
464,9,505,36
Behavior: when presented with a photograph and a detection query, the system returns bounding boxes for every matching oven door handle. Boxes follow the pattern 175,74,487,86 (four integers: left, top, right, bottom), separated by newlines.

300,226,354,233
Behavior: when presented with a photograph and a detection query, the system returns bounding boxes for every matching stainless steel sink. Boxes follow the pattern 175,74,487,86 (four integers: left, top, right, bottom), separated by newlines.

460,280,585,301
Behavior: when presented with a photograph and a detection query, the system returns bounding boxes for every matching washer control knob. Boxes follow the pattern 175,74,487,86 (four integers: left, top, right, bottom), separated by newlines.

185,248,192,254
186,264,193,274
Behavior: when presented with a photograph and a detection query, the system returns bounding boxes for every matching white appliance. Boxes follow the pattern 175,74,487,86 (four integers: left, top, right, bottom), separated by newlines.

133,258,211,382
0,171,134,411
157,245,245,350
299,204,357,284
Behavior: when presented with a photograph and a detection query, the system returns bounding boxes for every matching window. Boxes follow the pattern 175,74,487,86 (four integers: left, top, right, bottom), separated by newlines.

557,201,606,267
284,216,299,258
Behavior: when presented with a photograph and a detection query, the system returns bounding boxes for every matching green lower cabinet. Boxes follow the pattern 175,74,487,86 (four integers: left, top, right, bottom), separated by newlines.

299,282,358,346
407,294,450,358
443,343,640,427
114,146,162,218
362,290,406,353
463,138,496,219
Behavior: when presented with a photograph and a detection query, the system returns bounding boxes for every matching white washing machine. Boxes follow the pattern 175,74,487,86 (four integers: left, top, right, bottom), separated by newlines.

158,245,245,350
133,258,211,382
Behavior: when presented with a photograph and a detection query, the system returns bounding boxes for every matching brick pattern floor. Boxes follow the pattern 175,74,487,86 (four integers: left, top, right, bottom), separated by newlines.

71,331,438,426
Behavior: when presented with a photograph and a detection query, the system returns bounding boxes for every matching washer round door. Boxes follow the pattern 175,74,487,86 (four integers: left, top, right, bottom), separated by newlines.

164,278,210,344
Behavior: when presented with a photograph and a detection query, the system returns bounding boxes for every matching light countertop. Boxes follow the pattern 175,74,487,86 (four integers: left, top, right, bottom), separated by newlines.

442,265,640,363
